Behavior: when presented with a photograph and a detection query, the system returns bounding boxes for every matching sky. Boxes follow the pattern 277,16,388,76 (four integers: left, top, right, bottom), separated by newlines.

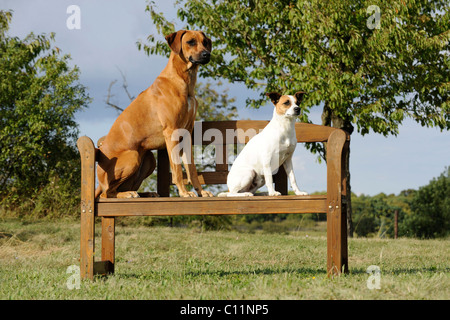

2,0,449,196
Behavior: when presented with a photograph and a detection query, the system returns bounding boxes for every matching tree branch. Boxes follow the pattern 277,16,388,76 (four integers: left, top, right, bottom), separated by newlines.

105,79,124,113
117,68,135,101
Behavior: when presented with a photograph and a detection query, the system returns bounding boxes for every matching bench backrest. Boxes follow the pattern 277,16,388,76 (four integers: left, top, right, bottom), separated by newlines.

152,120,349,196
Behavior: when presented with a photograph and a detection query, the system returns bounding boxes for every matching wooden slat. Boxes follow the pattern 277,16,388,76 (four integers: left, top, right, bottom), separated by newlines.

295,122,349,143
195,120,265,145
95,195,327,216
216,144,228,172
170,169,288,188
170,171,228,185
77,136,96,280
191,121,350,145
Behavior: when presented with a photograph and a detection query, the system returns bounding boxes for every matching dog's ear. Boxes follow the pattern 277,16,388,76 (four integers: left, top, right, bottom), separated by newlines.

200,32,212,52
266,92,281,105
294,91,306,105
165,30,187,54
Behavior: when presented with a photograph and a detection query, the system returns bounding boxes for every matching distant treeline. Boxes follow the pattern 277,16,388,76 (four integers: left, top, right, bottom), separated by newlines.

114,167,450,239
352,167,449,239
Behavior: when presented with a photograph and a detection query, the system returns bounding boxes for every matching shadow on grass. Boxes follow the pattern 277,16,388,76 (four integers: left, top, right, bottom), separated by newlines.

116,266,328,280
347,266,449,275
110,265,449,281
186,267,329,278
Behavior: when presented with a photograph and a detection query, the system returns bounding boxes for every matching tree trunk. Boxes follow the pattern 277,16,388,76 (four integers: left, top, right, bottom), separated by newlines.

322,102,354,237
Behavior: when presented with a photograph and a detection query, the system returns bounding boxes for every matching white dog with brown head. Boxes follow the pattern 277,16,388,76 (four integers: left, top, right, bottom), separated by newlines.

219,91,308,197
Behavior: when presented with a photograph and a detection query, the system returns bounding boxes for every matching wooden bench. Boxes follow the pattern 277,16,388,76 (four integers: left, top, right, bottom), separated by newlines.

76,120,350,280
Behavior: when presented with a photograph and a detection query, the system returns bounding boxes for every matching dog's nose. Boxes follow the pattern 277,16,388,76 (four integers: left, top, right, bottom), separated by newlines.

201,51,210,59
294,107,301,115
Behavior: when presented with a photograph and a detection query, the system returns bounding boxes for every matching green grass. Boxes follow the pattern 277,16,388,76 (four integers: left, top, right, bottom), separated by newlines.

0,218,448,299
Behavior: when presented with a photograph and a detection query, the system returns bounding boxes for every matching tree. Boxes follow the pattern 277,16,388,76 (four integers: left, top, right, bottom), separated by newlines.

352,192,404,237
0,11,90,208
140,0,450,236
405,167,450,238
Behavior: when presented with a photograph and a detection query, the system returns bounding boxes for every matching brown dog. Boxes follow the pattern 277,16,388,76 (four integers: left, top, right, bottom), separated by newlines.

95,30,214,198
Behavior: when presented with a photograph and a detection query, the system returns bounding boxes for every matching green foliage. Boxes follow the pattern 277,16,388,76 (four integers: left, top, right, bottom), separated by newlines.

352,167,450,239
142,0,449,137
0,11,90,216
195,81,238,121
405,167,450,238
1,173,81,220
352,192,408,238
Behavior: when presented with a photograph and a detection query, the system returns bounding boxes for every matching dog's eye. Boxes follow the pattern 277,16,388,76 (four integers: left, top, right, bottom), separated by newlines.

186,39,196,46
283,100,290,106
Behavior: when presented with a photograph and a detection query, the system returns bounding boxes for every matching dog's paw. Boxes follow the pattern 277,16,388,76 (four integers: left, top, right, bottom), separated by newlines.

117,191,140,198
295,190,309,196
200,190,214,197
180,191,198,197
269,191,282,196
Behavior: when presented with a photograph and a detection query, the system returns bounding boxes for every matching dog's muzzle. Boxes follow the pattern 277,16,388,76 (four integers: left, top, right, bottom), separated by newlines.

190,51,211,65
294,107,301,116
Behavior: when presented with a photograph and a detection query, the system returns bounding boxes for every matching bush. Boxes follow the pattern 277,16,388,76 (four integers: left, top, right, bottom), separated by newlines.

0,170,80,220
405,167,450,238
0,11,89,218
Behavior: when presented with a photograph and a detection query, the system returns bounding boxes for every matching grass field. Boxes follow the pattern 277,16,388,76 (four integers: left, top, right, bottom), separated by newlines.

0,218,448,300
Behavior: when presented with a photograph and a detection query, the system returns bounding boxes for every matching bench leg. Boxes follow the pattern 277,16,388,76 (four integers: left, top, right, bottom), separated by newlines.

326,130,349,276
101,217,115,274
80,205,95,280
327,203,348,276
